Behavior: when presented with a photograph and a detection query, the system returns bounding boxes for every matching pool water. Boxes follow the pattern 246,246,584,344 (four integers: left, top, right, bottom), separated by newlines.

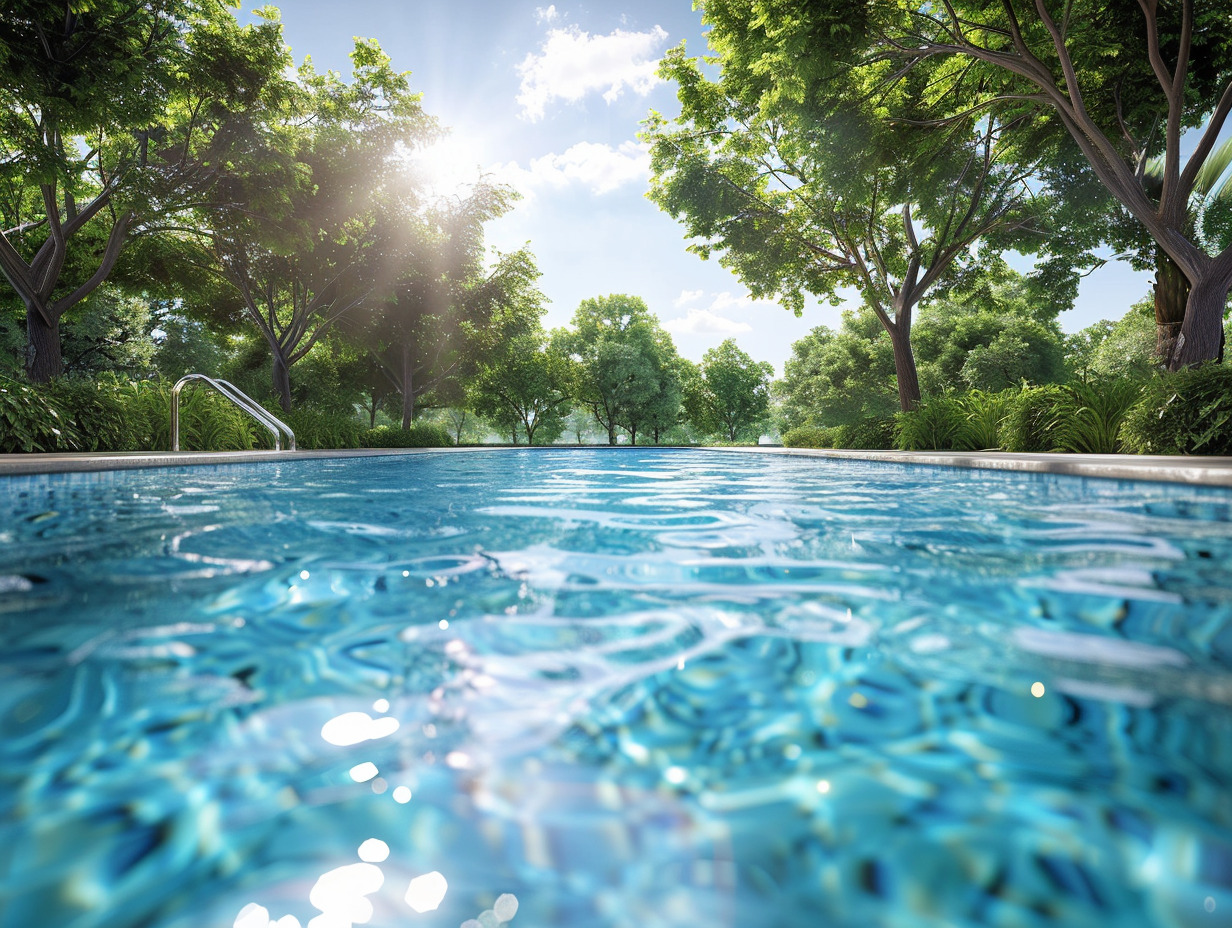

1,449,1230,928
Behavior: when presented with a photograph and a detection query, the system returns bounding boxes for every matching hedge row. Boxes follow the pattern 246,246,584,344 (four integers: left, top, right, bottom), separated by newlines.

782,366,1232,455
0,375,453,452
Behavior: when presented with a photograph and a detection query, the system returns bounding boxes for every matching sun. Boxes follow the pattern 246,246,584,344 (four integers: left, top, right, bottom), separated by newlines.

402,128,491,196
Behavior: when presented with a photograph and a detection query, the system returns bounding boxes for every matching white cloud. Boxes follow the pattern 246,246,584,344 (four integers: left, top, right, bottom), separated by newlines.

517,24,668,121
535,5,559,23
492,140,650,196
663,308,753,336
674,289,704,307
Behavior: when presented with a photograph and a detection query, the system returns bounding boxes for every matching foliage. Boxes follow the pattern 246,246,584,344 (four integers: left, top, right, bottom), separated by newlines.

0,376,75,452
782,426,838,449
961,390,1016,451
1001,386,1069,453
913,272,1067,394
464,270,569,445
555,294,684,445
1050,380,1144,454
1065,299,1158,382
360,423,454,448
645,4,1067,411
274,407,365,451
895,396,972,452
893,390,1012,452
687,339,773,442
0,375,261,452
1121,365,1232,455
775,315,898,430
0,2,293,381
836,417,897,451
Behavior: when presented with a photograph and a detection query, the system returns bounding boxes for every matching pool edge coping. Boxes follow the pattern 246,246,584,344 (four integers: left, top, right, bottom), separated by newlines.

2,445,1232,487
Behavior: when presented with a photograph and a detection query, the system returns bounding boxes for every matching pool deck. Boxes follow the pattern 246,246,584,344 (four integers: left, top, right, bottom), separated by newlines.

2,446,1232,487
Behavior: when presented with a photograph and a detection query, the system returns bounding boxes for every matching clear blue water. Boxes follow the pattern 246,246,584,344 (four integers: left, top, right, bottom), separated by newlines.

1,449,1231,928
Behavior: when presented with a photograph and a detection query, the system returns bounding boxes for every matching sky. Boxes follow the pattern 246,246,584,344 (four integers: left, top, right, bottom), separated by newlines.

239,0,1154,376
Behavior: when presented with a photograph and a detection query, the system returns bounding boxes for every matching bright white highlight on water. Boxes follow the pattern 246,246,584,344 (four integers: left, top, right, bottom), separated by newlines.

664,766,687,784
438,619,450,629
320,712,400,746
349,762,379,783
405,871,448,912
299,570,310,580
309,863,384,924
234,903,270,928
372,699,390,713
1031,682,1046,698
392,786,413,803
816,780,831,794
358,839,390,863
494,893,520,921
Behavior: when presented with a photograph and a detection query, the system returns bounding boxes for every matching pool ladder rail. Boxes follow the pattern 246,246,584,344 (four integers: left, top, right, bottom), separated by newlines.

171,374,297,452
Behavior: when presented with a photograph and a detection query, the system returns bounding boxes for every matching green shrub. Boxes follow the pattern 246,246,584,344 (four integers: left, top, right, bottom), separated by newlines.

1121,364,1232,455
961,389,1015,451
1002,385,1068,453
360,423,454,448
43,375,139,451
781,425,838,448
1052,378,1143,454
895,395,969,451
0,376,78,452
834,416,897,450
273,406,365,450
130,379,259,451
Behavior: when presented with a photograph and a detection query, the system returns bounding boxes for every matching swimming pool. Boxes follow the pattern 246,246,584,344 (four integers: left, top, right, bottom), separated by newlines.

1,448,1229,928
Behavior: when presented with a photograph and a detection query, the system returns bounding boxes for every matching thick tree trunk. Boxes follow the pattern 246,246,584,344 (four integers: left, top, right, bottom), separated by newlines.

888,326,921,412
25,306,62,383
271,352,293,413
1171,270,1231,370
1154,251,1189,364
400,346,415,429
607,424,616,445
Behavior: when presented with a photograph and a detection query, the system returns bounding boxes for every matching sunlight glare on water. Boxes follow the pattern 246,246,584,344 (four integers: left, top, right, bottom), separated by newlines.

0,449,1230,928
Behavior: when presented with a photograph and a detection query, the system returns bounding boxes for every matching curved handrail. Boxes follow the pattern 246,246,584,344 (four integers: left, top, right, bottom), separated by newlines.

171,374,297,452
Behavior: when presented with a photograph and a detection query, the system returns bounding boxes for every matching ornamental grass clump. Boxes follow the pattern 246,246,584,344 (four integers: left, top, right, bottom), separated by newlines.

1121,365,1232,455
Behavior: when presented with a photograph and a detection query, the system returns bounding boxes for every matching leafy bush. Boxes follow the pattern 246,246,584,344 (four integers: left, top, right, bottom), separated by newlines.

961,390,1015,450
834,416,897,450
274,406,365,450
128,379,258,451
1052,379,1143,454
0,376,77,452
43,375,139,451
782,425,838,448
895,395,969,451
1122,364,1232,455
1002,385,1068,453
360,423,454,448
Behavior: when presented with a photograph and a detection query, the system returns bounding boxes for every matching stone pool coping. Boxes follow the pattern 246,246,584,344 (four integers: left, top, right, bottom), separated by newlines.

2,445,1232,487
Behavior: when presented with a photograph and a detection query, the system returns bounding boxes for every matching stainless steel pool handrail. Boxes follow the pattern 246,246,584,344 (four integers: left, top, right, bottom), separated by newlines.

171,374,297,452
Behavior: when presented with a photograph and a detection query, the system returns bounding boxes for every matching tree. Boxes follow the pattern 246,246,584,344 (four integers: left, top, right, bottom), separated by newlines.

911,270,1068,393
555,294,682,445
646,22,1049,411
689,339,773,442
1066,297,1159,381
365,194,520,428
465,264,570,446
863,0,1232,368
776,314,898,430
0,2,290,381
200,36,435,411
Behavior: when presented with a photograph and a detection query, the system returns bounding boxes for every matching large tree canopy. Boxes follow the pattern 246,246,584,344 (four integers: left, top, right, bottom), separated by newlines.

836,0,1232,367
197,34,436,410
645,6,1058,411
0,1,290,381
